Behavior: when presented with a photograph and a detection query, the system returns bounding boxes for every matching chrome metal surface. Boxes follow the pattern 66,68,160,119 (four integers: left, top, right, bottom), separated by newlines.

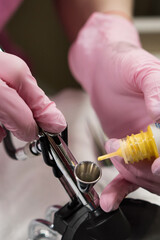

15,147,28,160
45,205,61,222
74,161,102,193
15,141,41,160
47,134,100,210
28,219,61,240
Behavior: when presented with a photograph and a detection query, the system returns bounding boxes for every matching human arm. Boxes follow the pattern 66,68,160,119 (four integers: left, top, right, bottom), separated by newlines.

55,0,134,42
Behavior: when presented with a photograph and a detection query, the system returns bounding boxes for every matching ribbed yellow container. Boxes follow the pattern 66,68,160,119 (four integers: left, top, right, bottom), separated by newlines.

98,124,160,164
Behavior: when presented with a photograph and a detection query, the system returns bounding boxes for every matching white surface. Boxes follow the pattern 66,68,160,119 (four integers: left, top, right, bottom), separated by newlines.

1,89,160,239
134,17,160,33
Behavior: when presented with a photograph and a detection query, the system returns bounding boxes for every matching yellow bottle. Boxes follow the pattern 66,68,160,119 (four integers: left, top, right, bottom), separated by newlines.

98,124,160,164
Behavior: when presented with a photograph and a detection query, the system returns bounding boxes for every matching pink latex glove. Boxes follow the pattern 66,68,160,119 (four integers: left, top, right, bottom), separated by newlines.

0,51,66,142
69,13,160,211
69,12,160,138
100,139,160,212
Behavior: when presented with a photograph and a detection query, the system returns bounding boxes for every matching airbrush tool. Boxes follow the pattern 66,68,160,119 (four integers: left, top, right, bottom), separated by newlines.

3,127,130,240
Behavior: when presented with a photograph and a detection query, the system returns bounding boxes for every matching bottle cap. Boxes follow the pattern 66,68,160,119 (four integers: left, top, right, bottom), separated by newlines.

149,123,160,155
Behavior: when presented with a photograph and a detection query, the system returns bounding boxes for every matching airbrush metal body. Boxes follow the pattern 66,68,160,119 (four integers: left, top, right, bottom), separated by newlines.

3,127,101,209
3,128,130,240
38,130,100,211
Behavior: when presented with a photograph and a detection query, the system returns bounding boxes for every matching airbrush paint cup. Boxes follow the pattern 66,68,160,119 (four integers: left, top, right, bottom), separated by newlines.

74,161,102,192
98,123,160,164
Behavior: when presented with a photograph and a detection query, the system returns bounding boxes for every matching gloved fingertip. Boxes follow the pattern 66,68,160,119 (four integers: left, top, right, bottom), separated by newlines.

105,138,120,153
100,194,119,212
48,111,66,133
56,112,67,132
151,157,160,176
12,123,38,142
36,104,67,134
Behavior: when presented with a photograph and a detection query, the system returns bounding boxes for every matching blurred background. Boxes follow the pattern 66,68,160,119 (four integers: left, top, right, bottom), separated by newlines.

3,0,160,95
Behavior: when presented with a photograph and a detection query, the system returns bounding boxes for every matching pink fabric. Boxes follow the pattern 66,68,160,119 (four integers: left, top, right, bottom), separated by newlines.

0,51,66,142
0,0,23,31
69,13,160,139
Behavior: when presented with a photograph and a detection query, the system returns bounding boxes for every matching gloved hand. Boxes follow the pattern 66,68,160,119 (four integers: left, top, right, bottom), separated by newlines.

100,139,160,212
68,13,160,211
0,51,66,142
69,12,160,139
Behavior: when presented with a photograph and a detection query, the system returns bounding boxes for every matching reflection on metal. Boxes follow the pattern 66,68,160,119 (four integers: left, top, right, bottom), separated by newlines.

74,161,102,193
28,219,61,240
45,205,61,222
46,132,100,210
